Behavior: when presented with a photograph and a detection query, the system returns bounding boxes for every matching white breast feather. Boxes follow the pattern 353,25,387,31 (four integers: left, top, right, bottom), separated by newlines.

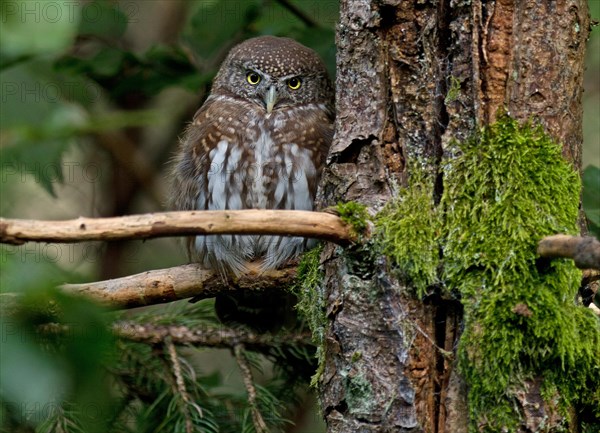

195,111,321,275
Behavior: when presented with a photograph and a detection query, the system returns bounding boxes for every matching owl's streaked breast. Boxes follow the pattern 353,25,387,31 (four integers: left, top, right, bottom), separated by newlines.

188,99,328,275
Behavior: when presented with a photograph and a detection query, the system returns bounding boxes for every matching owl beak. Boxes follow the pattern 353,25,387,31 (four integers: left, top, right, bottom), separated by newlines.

264,85,278,113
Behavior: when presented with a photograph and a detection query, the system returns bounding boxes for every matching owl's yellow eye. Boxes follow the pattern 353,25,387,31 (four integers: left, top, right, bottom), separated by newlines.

287,77,302,90
246,71,261,85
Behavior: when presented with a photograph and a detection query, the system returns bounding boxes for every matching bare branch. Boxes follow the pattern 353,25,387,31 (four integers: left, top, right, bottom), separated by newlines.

60,263,298,309
0,210,354,245
537,235,600,270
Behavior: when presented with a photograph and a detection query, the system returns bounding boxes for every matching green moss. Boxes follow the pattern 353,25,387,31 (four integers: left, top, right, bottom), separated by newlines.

292,244,326,386
311,115,597,429
445,75,462,104
375,169,440,295
337,201,379,278
336,201,370,238
442,114,600,431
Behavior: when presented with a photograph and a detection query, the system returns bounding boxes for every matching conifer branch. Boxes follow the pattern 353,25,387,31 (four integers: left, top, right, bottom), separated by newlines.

165,337,201,433
234,344,269,433
0,210,354,245
115,322,312,351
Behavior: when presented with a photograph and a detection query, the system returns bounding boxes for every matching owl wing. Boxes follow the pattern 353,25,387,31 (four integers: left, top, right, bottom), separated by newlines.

169,99,220,213
169,96,256,274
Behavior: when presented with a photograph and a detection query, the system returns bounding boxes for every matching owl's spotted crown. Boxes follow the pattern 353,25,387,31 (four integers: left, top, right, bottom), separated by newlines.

222,35,327,77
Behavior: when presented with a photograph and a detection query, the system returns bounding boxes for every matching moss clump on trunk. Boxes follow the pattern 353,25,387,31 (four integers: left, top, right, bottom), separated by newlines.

375,170,440,296
292,245,326,386
372,114,599,430
442,114,599,431
336,201,370,239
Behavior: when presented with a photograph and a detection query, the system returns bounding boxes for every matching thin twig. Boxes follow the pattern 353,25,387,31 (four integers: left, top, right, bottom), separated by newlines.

0,210,354,245
234,344,269,433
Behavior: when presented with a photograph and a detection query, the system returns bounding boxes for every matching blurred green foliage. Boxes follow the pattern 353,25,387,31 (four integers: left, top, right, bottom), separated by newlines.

584,0,600,169
1,1,336,432
583,1,600,238
583,165,600,238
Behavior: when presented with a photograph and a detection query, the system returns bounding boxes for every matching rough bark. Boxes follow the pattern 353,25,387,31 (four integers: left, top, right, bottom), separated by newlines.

475,0,587,165
318,1,589,432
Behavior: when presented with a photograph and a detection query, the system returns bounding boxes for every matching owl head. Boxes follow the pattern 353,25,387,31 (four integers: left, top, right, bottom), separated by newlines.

212,36,333,113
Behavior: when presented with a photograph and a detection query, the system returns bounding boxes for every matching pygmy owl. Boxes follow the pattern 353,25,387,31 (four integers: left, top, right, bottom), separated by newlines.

170,36,334,278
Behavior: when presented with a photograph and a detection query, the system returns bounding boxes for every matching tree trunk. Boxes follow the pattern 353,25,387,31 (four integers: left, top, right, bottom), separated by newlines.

317,1,590,432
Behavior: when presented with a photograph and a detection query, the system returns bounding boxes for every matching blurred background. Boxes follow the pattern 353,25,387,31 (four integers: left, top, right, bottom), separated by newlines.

1,1,337,432
0,1,597,432
585,1,600,169
0,0,338,279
